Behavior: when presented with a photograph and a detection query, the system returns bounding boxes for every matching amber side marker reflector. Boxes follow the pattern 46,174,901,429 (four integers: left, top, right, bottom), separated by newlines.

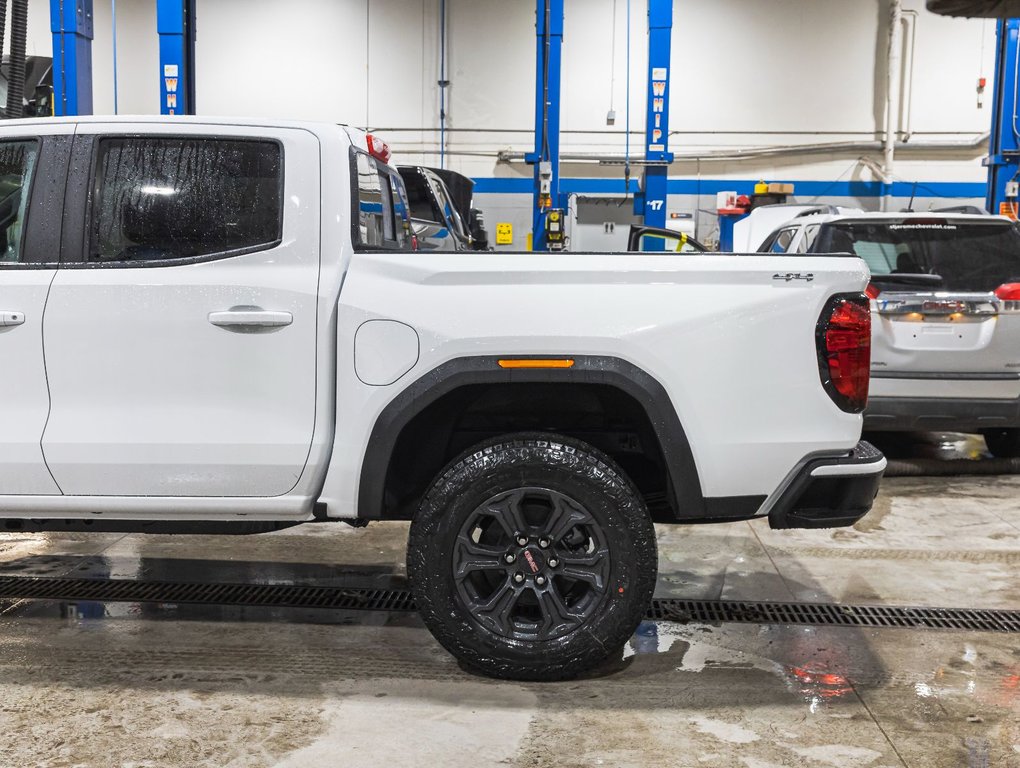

498,359,575,369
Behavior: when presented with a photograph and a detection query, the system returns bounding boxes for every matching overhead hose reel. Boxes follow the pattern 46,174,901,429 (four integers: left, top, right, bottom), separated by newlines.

926,0,1020,16
2,0,27,119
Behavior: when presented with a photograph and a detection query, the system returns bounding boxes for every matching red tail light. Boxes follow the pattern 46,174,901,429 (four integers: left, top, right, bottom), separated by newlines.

865,283,881,300
365,133,392,164
995,283,1020,301
817,295,871,413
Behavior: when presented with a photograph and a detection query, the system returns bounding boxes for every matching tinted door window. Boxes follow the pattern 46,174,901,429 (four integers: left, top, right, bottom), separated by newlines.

813,220,1020,291
90,137,282,263
0,139,38,263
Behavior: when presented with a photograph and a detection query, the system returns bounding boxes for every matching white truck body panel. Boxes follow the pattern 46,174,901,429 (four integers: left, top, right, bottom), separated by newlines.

0,116,877,524
0,269,60,495
316,251,868,516
41,122,323,497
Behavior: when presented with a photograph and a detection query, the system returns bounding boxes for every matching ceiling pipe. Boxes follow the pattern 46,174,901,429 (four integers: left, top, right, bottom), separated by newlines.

900,10,919,142
496,133,991,164
882,0,904,211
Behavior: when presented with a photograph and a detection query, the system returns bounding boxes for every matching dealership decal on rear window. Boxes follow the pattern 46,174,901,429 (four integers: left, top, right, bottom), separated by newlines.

888,224,958,230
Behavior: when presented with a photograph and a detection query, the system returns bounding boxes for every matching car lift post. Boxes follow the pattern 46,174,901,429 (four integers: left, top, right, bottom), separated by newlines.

49,0,94,115
156,0,196,115
979,18,1020,216
526,0,564,251
633,0,673,249
986,18,1020,217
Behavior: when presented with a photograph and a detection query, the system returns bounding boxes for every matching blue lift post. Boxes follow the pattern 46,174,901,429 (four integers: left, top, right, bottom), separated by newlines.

634,0,673,249
156,0,196,115
50,0,94,116
985,18,1020,217
526,0,564,251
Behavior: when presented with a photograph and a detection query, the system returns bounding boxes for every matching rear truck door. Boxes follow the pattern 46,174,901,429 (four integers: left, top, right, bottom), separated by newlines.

0,126,70,494
39,124,321,497
833,218,1020,401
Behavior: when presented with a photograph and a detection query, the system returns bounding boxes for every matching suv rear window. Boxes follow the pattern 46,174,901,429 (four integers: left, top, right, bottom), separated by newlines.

812,220,1020,292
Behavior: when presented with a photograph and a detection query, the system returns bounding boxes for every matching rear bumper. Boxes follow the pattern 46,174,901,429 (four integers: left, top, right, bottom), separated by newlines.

865,396,1020,432
768,441,886,530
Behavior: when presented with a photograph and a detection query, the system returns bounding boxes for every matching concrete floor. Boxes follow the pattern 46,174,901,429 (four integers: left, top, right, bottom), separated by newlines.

0,435,1017,767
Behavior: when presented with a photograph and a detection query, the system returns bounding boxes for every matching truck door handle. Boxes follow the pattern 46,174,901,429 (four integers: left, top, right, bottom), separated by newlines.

208,308,293,329
0,311,25,327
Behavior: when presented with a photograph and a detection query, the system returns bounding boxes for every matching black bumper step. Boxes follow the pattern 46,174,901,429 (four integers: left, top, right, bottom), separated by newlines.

0,575,1017,633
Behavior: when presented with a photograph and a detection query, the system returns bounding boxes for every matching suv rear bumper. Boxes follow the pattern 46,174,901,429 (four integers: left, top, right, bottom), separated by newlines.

865,396,1020,432
767,441,886,530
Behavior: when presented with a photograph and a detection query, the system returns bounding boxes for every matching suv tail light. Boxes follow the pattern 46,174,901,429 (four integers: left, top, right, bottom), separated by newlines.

995,283,1020,301
865,283,881,300
366,133,392,164
817,294,871,413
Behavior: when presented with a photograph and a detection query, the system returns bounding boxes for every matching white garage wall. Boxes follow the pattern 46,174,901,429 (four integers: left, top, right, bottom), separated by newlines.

21,0,1001,234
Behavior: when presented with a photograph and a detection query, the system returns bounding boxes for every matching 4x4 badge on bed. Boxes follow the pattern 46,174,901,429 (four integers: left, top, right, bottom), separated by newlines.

773,273,815,282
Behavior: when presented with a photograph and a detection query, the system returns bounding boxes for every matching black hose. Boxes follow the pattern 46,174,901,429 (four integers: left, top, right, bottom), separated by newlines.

0,0,8,118
5,0,27,119
0,1,8,85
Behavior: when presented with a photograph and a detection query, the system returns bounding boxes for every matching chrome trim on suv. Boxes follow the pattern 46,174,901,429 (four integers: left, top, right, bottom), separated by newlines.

876,292,1000,316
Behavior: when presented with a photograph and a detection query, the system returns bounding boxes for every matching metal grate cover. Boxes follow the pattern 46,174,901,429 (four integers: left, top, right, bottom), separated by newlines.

646,598,1020,633
0,575,1017,633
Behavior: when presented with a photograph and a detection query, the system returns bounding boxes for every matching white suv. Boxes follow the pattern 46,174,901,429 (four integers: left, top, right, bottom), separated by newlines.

758,210,1020,457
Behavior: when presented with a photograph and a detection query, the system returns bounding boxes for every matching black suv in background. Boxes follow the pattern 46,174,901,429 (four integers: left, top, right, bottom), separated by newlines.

397,165,489,251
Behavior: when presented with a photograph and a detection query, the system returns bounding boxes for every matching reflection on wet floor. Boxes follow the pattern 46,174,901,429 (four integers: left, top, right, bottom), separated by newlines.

869,430,1020,476
0,604,1016,767
869,430,990,462
0,461,1017,765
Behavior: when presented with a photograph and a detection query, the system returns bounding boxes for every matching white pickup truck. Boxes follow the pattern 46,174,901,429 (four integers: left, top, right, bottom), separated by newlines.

0,117,885,680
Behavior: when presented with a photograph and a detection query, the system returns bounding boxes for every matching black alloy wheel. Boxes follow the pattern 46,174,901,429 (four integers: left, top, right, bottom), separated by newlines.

452,486,611,643
408,433,657,681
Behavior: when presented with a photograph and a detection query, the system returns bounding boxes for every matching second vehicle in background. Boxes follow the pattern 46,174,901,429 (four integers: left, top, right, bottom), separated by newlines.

757,210,1020,457
397,165,489,251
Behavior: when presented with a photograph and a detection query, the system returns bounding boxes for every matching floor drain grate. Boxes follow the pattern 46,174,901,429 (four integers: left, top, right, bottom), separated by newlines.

0,576,1017,633
646,598,1020,632
0,576,418,613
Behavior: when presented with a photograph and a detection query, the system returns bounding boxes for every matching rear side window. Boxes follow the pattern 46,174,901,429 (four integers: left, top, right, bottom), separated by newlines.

90,137,282,263
813,220,1020,291
399,168,443,224
351,151,412,251
760,226,798,254
0,139,38,263
795,224,821,254
354,152,385,247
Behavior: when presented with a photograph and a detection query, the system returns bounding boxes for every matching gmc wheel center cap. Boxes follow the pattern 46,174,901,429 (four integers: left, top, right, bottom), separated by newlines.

522,548,545,574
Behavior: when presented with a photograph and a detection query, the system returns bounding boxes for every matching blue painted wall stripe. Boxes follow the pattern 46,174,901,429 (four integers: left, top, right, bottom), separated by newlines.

472,177,986,198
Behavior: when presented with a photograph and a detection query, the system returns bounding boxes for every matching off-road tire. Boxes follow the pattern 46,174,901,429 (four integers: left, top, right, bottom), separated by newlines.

407,433,657,681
